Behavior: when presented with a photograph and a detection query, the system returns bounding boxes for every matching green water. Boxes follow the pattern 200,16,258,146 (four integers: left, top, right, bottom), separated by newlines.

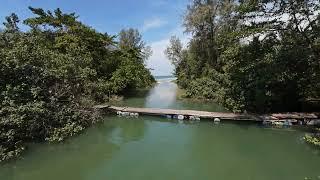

1,79,320,180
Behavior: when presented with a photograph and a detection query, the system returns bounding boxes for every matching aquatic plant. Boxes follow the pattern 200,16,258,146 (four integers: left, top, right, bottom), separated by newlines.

303,128,320,147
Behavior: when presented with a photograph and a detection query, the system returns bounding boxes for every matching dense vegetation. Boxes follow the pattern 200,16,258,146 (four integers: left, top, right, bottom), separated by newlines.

0,7,154,161
166,0,320,113
304,128,320,147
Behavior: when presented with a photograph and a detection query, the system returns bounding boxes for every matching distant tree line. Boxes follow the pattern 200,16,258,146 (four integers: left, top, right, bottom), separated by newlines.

0,7,155,161
166,0,320,113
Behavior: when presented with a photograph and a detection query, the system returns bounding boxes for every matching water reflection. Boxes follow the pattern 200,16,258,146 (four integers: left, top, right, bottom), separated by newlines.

145,81,178,108
110,117,146,143
2,78,320,180
0,116,150,180
113,77,227,112
0,124,120,180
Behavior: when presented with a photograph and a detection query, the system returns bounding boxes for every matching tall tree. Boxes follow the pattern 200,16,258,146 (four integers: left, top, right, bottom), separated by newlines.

171,0,320,112
3,13,19,32
165,36,183,67
118,28,152,62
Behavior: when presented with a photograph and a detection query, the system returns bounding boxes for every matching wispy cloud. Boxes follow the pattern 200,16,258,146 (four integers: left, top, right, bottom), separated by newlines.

146,27,190,76
142,17,168,32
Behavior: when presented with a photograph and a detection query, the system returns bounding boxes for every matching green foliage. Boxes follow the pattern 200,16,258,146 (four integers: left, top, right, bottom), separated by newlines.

118,28,152,63
169,0,320,113
304,134,320,147
185,77,218,99
0,7,154,161
165,36,183,68
304,128,320,147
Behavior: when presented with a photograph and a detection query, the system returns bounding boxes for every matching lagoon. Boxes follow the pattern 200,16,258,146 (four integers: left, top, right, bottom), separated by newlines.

1,78,320,180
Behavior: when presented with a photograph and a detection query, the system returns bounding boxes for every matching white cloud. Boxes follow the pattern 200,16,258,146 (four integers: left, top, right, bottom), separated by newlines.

147,39,173,76
146,27,190,76
142,18,168,32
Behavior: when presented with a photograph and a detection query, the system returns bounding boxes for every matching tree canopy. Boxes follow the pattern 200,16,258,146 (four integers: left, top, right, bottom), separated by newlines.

166,0,320,113
0,7,154,161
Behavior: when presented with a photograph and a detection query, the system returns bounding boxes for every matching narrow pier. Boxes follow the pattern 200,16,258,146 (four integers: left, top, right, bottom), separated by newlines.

94,105,319,123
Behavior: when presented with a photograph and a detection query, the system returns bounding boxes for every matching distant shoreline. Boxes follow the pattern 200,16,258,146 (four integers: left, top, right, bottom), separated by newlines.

154,75,175,79
155,76,176,83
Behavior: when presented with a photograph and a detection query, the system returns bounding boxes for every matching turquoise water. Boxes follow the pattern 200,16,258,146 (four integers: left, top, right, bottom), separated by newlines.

1,78,320,180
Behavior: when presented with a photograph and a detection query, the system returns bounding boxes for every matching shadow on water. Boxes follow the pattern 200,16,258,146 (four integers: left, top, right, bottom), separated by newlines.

122,88,151,99
0,115,148,180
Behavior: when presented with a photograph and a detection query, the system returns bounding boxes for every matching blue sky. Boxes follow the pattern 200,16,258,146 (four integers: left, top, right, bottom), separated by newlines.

0,0,190,76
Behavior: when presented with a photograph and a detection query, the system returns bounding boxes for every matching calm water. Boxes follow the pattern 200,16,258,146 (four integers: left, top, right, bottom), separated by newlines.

1,77,320,180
